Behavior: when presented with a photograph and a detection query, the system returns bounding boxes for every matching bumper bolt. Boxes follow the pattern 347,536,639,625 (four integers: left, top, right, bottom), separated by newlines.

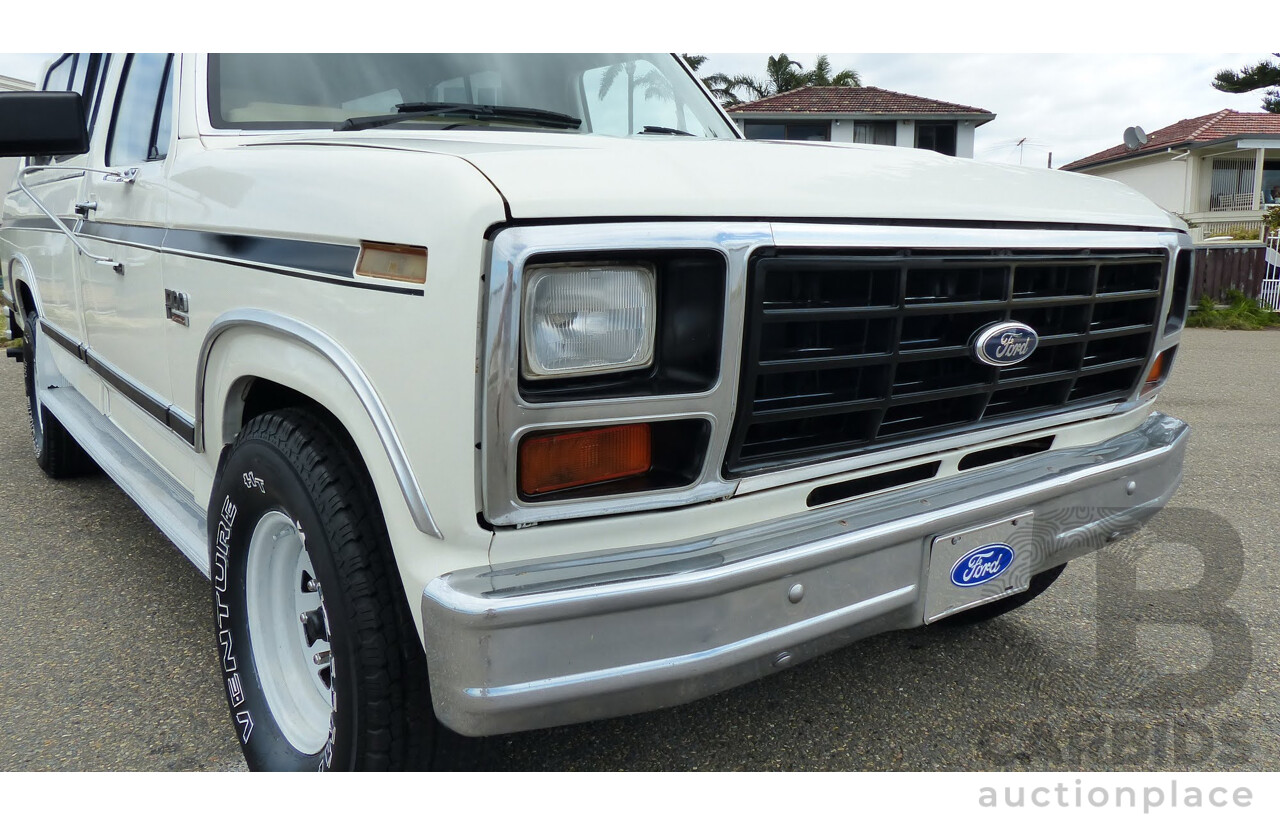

788,583,805,604
774,652,793,668
1126,481,1137,496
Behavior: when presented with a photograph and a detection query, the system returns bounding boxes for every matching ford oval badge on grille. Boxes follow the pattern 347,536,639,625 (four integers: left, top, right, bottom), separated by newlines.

972,321,1039,367
950,543,1015,587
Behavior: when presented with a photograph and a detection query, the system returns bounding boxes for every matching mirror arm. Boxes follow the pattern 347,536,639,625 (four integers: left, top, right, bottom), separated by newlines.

15,165,140,274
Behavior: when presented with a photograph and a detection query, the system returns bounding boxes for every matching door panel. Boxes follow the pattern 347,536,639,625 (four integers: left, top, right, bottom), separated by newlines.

76,53,175,406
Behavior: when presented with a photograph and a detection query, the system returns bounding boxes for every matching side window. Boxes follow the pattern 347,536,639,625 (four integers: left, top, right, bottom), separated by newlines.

72,53,108,133
43,55,74,92
107,53,174,166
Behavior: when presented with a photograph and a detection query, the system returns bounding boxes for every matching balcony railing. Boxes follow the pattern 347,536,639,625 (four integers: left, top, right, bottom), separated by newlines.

1183,209,1272,244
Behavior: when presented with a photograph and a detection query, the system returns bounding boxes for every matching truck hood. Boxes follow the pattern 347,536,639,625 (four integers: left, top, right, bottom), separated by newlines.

258,131,1182,230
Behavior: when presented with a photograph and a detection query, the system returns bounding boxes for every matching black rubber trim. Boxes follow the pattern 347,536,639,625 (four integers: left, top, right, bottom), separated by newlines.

484,215,1188,240
166,409,196,444
85,349,167,421
38,320,83,359
36,318,197,446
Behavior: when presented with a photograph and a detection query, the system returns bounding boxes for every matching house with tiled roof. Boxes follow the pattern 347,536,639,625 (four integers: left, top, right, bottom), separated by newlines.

1063,110,1280,243
726,87,995,158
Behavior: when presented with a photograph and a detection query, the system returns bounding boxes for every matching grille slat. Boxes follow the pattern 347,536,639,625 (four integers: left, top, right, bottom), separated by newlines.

725,249,1166,476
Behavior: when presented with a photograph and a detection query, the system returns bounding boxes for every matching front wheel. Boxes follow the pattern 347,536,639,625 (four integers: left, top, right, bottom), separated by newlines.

210,408,436,770
22,310,93,477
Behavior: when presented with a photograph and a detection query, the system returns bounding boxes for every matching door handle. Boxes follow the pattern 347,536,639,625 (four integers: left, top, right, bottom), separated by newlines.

74,200,98,217
102,167,139,184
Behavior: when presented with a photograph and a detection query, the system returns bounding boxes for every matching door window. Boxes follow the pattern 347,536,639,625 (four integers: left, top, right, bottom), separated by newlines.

108,54,175,166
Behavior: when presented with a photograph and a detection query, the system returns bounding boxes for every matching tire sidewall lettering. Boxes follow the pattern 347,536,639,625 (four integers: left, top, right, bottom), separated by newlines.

213,449,344,771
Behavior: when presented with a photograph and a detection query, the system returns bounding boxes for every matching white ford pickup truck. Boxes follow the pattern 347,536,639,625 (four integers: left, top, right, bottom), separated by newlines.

0,53,1191,771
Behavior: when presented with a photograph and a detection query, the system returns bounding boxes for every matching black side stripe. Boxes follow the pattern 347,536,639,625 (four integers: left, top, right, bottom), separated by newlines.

4,215,75,232
12,220,422,296
77,221,168,248
163,228,359,280
38,320,197,446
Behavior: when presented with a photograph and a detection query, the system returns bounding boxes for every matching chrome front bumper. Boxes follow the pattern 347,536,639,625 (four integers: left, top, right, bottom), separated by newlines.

422,413,1189,737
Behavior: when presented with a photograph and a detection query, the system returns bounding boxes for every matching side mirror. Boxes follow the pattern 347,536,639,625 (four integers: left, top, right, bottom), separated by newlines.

0,92,89,158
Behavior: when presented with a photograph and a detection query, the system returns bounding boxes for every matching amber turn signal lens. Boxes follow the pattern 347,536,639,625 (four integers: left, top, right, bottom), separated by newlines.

519,424,652,496
355,241,427,284
1143,351,1167,394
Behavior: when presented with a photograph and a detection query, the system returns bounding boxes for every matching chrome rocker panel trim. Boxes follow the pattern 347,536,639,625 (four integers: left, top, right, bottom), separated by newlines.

425,412,1189,736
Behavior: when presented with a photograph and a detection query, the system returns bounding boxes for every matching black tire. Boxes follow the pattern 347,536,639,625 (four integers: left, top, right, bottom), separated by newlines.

933,562,1068,627
22,310,94,477
210,408,437,771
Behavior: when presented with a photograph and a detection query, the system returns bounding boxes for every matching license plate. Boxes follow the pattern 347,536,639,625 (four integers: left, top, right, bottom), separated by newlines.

923,511,1036,623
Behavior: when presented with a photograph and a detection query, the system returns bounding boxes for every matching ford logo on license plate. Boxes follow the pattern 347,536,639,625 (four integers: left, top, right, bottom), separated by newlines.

950,543,1016,587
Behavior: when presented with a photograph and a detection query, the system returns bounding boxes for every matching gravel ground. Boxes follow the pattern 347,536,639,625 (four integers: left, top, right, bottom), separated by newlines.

0,327,1276,771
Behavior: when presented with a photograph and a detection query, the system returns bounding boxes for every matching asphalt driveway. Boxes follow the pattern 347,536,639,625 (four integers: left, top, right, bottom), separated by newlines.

1,328,1276,771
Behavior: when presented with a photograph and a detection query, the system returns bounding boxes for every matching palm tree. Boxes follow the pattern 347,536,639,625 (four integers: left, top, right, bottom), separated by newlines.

806,55,860,89
720,53,861,103
682,54,743,106
599,57,696,132
597,60,638,134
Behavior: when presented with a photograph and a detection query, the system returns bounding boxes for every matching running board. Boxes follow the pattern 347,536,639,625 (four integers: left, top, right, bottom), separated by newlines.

40,383,210,577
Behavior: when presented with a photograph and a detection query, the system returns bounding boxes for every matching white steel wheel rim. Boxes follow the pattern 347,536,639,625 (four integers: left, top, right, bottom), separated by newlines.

245,509,333,754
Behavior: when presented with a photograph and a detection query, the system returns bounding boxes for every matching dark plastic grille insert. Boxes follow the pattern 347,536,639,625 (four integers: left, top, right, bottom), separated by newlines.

726,249,1166,476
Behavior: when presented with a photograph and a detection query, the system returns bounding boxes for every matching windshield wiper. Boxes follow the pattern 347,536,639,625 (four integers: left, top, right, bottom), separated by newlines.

336,101,582,132
639,125,694,136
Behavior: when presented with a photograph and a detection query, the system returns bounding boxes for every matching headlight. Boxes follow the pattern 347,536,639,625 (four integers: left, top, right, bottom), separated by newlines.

521,263,656,379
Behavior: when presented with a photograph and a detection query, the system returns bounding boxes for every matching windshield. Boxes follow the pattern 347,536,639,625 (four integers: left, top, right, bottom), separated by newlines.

208,54,735,138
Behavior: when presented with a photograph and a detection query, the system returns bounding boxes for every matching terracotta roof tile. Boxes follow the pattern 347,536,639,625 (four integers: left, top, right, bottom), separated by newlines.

726,86,993,117
1063,110,1280,170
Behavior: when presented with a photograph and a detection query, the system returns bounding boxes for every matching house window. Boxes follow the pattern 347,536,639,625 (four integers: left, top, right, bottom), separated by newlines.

915,121,957,156
852,120,895,146
743,121,830,141
1209,157,1257,211
1263,161,1280,205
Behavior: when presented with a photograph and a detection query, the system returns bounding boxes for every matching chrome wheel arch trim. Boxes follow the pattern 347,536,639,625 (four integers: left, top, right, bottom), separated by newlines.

6,252,40,318
195,309,443,539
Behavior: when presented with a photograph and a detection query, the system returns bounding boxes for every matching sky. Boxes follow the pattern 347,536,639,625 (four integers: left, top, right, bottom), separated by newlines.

698,54,1272,168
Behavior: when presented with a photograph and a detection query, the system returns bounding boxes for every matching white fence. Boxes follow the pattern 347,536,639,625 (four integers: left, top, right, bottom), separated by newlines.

1261,233,1280,311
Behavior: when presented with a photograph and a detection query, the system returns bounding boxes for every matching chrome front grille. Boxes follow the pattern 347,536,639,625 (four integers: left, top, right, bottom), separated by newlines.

725,249,1165,476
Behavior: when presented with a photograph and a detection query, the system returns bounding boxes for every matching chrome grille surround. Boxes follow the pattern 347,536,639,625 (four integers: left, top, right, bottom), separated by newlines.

481,222,1191,526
